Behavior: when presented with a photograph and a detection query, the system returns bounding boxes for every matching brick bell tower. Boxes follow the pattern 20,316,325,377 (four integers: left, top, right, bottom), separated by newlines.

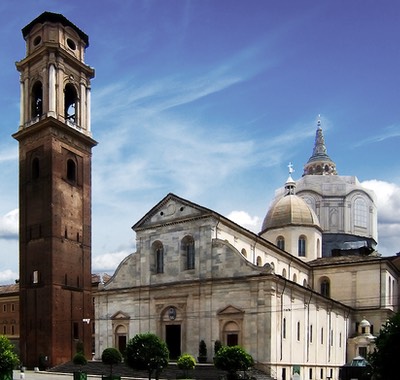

13,12,96,367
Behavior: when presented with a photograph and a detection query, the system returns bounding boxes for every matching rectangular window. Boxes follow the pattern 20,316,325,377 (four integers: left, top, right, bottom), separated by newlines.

309,368,312,379
297,321,301,341
73,322,79,340
320,368,323,379
2,304,6,312
310,324,313,343
321,327,324,344
283,318,286,339
33,270,39,284
359,346,367,358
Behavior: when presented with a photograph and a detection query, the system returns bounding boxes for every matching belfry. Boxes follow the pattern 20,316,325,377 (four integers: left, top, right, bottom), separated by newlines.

13,12,96,367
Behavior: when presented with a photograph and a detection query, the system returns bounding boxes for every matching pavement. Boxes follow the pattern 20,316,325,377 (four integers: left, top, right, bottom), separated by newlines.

13,372,106,380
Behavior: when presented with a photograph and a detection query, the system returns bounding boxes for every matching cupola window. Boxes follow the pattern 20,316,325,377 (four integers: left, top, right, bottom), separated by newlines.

354,198,367,228
298,236,306,257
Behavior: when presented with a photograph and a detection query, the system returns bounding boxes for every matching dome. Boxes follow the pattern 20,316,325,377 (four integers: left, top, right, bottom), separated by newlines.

359,318,371,328
261,194,320,232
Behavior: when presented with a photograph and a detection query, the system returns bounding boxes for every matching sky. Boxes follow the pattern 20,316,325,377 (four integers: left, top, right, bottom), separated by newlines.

0,0,399,284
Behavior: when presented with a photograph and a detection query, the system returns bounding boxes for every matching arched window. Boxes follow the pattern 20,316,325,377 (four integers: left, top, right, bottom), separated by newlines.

282,268,287,278
152,241,164,273
182,236,195,270
31,81,43,118
354,197,367,228
292,273,297,283
241,248,247,258
298,235,306,257
256,256,262,266
32,157,40,179
67,159,76,182
65,83,77,123
276,236,285,250
320,277,330,298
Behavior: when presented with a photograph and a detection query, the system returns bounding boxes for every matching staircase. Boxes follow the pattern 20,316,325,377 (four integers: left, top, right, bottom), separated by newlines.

49,361,274,380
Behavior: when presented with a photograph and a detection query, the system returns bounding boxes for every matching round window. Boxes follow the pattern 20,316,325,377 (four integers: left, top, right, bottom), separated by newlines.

33,35,42,46
66,38,76,50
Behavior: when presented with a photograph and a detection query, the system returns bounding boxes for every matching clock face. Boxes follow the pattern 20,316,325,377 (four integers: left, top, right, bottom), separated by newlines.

168,307,176,320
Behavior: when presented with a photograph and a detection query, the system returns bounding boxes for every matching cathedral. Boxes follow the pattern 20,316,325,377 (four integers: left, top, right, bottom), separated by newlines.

94,121,400,380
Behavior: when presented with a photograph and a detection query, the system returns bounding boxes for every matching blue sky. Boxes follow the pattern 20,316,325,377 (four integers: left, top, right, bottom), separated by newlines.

0,1,399,284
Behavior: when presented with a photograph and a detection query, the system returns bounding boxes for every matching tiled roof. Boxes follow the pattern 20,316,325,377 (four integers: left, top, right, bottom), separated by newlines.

0,283,19,295
309,254,383,267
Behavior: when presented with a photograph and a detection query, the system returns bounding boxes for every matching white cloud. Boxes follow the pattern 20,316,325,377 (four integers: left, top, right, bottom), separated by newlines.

0,209,19,239
92,250,132,272
362,180,400,255
0,269,18,284
227,210,260,232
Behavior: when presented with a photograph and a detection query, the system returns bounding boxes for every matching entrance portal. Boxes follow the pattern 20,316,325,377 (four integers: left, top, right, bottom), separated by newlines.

165,325,181,360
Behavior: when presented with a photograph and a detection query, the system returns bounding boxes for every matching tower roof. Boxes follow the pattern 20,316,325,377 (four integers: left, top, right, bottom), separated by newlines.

22,11,89,46
303,117,337,176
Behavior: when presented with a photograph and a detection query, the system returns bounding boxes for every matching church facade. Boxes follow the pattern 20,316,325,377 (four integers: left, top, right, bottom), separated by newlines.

95,122,399,380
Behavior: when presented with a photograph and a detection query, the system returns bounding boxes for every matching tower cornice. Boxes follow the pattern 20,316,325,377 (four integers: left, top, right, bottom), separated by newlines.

12,115,98,148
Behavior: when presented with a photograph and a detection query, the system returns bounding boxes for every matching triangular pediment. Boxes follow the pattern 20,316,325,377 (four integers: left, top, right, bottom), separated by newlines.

111,311,130,320
217,305,245,316
132,193,215,230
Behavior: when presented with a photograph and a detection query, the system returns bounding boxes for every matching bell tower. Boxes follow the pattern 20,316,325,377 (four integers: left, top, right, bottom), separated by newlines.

13,12,97,367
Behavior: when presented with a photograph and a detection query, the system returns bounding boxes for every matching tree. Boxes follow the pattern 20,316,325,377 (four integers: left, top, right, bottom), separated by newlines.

101,348,122,378
197,340,207,362
214,345,254,380
177,353,196,379
214,340,222,356
0,335,19,376
125,333,169,380
369,312,400,379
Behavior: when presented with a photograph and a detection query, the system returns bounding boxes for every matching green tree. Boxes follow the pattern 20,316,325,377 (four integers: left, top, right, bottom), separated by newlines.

369,312,400,379
101,348,122,377
214,340,222,356
0,335,19,375
73,352,87,366
177,353,196,379
197,340,207,362
125,333,169,380
214,345,254,380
